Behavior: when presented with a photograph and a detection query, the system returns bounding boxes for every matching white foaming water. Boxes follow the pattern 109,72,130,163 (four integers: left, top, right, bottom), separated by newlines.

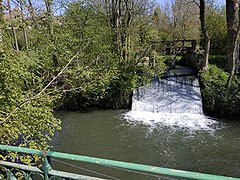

124,111,218,131
124,69,219,131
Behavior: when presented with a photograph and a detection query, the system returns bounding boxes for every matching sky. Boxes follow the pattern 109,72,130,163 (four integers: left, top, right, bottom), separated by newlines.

156,0,226,6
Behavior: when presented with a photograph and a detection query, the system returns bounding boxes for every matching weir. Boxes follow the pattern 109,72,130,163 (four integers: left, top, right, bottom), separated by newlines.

133,67,202,114
125,67,218,130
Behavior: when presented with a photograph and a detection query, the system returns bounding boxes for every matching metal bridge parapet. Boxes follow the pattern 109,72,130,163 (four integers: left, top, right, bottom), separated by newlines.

0,145,239,180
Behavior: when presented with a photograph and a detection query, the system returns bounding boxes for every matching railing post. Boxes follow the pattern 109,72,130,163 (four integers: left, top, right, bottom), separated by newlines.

7,170,17,180
42,150,51,180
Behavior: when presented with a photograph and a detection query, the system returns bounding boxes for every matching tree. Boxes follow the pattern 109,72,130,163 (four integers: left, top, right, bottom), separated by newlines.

200,0,210,70
226,0,239,78
0,0,165,162
19,0,29,50
206,5,227,55
0,0,3,53
44,0,53,34
43,0,60,67
7,0,19,51
0,0,61,162
86,0,157,108
155,0,200,40
0,50,61,163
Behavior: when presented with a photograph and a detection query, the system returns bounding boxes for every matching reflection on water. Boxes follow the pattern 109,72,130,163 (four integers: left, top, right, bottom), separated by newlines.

52,110,240,179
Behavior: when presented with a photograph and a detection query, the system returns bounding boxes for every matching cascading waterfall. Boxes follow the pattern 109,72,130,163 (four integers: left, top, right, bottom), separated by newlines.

124,68,219,131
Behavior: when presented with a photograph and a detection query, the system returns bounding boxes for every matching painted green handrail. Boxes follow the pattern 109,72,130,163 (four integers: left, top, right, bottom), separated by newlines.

0,144,239,180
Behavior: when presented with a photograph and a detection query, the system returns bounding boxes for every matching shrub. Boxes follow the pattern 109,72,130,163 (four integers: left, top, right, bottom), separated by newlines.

200,65,240,116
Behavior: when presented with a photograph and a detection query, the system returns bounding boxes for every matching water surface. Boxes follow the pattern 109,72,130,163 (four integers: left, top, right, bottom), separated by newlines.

51,71,240,179
51,110,240,179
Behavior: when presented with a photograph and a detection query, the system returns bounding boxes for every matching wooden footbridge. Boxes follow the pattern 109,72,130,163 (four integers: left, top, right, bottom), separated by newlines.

161,39,197,55
0,145,239,180
152,39,203,70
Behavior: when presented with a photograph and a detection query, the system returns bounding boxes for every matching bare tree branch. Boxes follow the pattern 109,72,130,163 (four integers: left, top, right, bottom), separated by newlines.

0,50,81,125
186,0,200,8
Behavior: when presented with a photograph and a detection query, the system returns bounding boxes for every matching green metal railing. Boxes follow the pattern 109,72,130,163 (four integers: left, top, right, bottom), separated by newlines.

0,144,239,180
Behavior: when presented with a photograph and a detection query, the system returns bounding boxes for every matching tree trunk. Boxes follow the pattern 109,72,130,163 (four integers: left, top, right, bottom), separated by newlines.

108,0,134,64
226,0,239,75
19,0,29,50
200,0,210,70
44,0,53,36
44,0,59,67
7,0,19,51
236,41,239,73
110,0,121,57
23,27,28,50
0,0,3,53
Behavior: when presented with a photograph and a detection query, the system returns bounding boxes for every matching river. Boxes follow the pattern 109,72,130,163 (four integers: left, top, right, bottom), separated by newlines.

51,71,240,179
51,110,240,179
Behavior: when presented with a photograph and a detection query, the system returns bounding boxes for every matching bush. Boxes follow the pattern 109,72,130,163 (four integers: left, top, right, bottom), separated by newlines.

200,65,240,116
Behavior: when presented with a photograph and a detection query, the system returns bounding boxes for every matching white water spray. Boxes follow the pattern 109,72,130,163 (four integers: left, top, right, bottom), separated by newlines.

124,68,219,131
